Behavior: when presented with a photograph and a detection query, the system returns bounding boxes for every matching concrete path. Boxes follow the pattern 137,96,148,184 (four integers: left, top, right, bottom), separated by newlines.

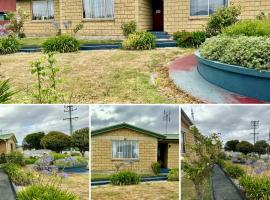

0,170,16,200
211,165,244,200
169,54,266,104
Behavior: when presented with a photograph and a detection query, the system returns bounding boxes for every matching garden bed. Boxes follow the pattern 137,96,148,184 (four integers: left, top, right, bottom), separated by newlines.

196,51,270,101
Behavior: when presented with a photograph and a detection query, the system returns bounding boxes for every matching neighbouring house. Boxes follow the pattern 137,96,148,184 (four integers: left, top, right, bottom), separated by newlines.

91,123,179,173
13,0,270,38
181,109,194,158
0,133,17,155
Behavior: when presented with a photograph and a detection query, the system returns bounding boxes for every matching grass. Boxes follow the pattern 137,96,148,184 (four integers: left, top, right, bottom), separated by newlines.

0,48,201,104
181,176,211,200
20,37,121,47
91,181,179,200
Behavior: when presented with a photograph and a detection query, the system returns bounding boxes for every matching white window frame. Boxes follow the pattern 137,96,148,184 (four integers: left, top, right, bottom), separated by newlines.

82,0,115,20
190,0,228,17
32,0,54,21
112,140,139,159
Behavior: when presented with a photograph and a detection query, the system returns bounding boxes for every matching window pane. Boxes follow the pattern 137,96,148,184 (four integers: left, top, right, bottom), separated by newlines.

32,0,54,20
112,140,138,159
209,0,227,14
190,0,208,16
83,0,114,19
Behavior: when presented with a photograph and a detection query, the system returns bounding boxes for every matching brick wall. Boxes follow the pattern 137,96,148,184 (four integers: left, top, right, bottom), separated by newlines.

138,0,153,31
167,142,179,169
91,128,158,173
17,0,60,36
164,0,270,34
0,139,16,154
181,120,195,158
0,141,6,154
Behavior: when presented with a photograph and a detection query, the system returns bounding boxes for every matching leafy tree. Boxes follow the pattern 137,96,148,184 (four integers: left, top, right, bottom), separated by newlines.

225,140,239,152
236,141,254,155
254,140,269,158
41,131,71,153
71,127,89,156
23,132,45,150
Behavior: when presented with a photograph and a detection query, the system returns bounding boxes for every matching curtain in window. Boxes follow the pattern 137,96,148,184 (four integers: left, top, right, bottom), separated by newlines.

209,0,228,14
83,0,114,19
190,0,208,16
32,0,54,20
112,141,138,159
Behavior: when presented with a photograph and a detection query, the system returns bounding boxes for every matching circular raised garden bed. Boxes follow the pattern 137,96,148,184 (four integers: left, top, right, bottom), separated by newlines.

195,51,270,101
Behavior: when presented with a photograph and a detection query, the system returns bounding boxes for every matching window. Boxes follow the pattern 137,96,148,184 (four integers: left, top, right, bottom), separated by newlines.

32,0,54,20
190,0,228,16
83,0,114,19
181,131,186,154
112,140,139,159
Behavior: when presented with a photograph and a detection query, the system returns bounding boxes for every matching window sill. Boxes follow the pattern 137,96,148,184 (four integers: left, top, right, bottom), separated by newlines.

111,158,139,162
82,18,115,22
189,16,209,20
31,20,54,23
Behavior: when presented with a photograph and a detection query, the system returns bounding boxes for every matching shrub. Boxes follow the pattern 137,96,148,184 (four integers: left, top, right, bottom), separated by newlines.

0,36,20,54
70,152,81,157
122,31,156,50
49,152,69,161
0,79,15,103
151,162,161,175
42,35,80,53
168,168,179,181
0,153,6,164
225,164,245,179
206,6,241,37
223,20,270,37
5,151,25,166
54,156,88,168
121,21,137,37
173,30,206,48
110,171,141,185
3,163,33,186
24,157,38,165
17,185,79,200
239,175,270,200
200,36,270,70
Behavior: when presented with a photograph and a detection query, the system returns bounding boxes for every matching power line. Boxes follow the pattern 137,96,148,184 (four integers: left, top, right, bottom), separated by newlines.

63,105,78,135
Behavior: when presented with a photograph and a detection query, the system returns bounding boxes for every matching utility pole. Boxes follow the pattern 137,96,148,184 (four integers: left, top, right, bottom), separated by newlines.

191,108,195,122
163,110,171,134
63,105,78,135
250,120,259,145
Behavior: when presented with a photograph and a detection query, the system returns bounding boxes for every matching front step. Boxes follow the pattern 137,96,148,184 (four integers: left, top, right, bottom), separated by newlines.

156,40,177,48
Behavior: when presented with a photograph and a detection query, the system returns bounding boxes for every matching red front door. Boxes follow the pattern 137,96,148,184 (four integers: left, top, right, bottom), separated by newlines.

153,0,164,31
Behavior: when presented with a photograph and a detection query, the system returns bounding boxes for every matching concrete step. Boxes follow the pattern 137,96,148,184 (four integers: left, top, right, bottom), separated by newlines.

19,46,41,53
150,31,171,39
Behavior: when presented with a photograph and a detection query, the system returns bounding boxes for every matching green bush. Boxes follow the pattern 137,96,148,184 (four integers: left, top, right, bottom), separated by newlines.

42,35,80,53
223,20,270,37
121,20,137,37
24,157,38,165
70,152,81,157
151,162,161,175
225,164,245,179
110,171,141,185
206,6,241,37
17,185,79,200
173,30,206,48
200,36,270,70
0,153,6,164
168,168,179,181
0,36,20,54
3,163,33,186
49,152,69,161
239,175,270,200
122,31,156,50
5,151,25,166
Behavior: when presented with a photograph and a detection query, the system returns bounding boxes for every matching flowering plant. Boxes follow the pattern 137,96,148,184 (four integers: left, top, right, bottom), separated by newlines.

54,156,88,168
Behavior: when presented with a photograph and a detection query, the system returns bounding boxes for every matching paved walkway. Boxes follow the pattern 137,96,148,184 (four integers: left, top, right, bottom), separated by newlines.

0,170,16,200
211,165,244,200
169,54,266,104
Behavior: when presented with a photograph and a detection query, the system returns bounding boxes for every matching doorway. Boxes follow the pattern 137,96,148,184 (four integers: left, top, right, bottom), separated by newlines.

152,0,164,31
158,143,168,168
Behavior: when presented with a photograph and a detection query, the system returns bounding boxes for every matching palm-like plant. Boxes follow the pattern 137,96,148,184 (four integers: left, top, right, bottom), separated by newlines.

0,79,15,103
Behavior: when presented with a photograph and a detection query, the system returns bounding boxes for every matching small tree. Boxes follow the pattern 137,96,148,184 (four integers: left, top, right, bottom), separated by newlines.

23,132,45,150
236,141,254,155
254,140,269,158
182,126,222,200
71,127,89,157
41,131,71,153
225,140,239,152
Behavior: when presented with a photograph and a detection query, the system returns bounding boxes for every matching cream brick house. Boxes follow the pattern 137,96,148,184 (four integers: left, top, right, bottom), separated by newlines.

15,0,270,38
91,123,179,173
0,134,17,155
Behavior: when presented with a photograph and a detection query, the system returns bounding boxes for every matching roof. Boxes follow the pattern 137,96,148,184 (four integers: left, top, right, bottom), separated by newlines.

0,0,16,12
92,122,178,140
0,133,17,142
181,109,193,126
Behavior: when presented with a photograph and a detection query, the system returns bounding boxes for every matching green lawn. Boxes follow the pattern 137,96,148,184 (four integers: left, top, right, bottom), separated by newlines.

20,37,121,47
181,176,212,200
